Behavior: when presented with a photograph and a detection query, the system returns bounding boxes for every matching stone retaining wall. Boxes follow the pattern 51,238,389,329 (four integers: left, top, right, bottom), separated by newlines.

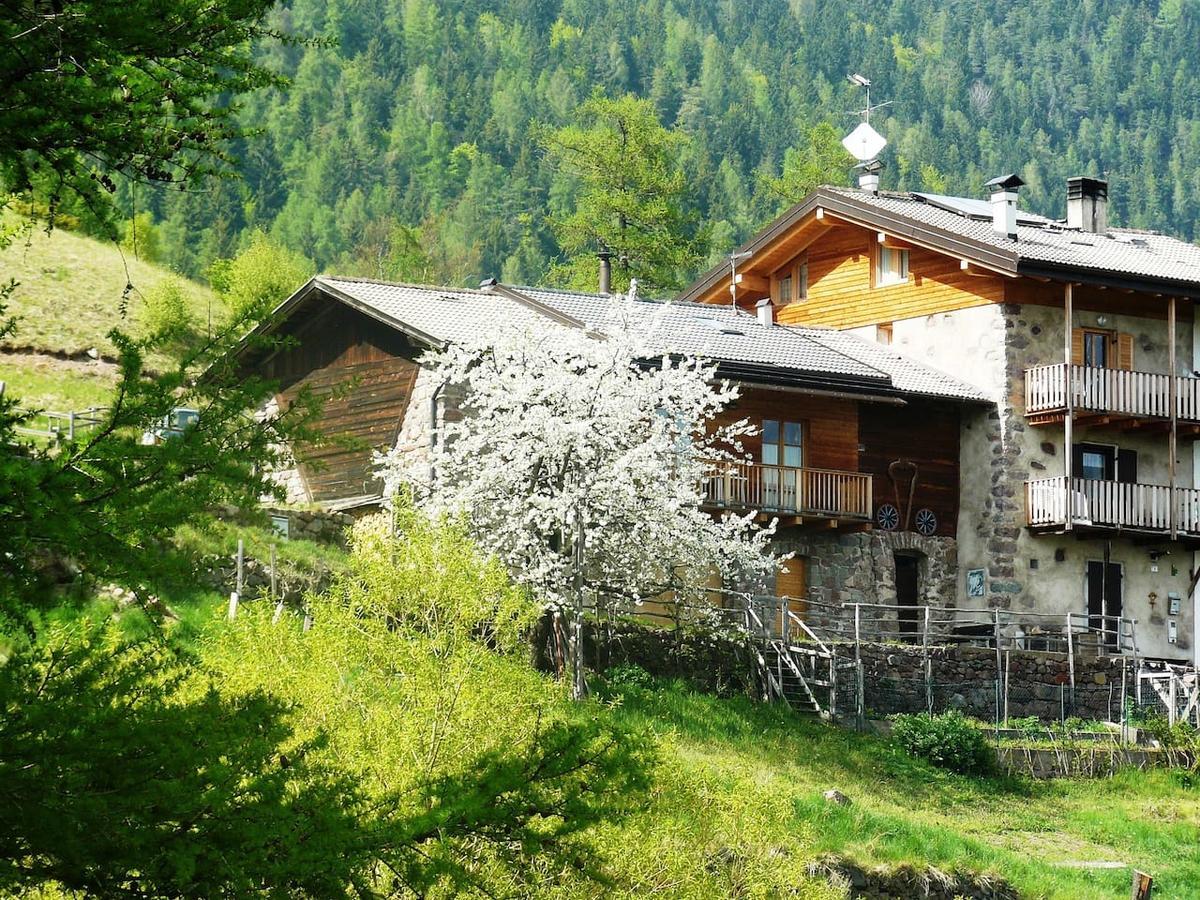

531,615,758,698
843,641,1130,722
261,507,355,546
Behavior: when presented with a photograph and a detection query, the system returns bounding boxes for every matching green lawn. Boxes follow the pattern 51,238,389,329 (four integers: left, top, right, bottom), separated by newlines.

601,683,1200,899
0,221,224,411
0,352,117,411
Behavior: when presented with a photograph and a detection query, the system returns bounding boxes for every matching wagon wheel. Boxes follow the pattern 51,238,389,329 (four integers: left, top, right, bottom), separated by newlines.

914,508,938,536
876,503,900,531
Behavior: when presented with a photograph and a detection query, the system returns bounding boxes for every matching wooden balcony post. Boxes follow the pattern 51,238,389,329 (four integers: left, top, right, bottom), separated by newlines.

1064,283,1074,531
1170,295,1178,539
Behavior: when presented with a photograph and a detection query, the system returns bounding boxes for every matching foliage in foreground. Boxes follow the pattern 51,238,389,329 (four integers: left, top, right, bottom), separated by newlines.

0,619,369,897
891,711,996,776
380,300,779,617
0,311,323,618
1,508,652,897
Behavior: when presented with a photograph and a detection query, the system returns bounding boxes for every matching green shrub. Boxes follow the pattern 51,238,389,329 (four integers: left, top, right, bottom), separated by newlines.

603,663,656,693
140,276,192,337
121,211,161,262
891,711,995,775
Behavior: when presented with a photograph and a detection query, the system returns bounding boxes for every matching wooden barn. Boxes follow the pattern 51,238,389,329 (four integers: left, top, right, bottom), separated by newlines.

240,274,986,621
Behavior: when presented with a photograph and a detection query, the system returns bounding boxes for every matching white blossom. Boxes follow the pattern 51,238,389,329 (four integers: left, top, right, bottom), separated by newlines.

377,297,780,613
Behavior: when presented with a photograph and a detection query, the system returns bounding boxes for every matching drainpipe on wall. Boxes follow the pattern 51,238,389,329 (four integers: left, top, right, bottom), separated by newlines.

1193,306,1200,667
428,379,448,492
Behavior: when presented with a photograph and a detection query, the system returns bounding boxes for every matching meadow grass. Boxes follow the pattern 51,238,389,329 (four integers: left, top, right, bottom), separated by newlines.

0,354,117,411
0,222,219,363
605,680,1200,898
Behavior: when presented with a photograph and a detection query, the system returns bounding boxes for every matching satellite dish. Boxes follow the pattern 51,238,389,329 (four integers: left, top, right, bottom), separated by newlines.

842,121,887,162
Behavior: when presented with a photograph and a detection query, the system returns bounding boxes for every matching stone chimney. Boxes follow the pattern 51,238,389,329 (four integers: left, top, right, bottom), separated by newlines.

755,297,773,326
985,174,1025,241
1067,177,1108,234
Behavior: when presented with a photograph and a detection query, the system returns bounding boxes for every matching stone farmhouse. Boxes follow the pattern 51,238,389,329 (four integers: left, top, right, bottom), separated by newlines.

682,175,1200,663
241,175,1200,666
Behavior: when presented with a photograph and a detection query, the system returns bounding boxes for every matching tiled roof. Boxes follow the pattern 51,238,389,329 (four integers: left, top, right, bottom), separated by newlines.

303,276,985,403
825,186,1200,286
522,285,985,401
315,276,572,346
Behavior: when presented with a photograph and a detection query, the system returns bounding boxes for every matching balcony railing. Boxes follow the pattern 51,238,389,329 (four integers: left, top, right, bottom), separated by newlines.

1025,363,1200,422
704,460,872,520
1026,476,1200,534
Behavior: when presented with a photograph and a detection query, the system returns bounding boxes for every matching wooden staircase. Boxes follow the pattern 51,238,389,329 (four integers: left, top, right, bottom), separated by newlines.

746,602,836,715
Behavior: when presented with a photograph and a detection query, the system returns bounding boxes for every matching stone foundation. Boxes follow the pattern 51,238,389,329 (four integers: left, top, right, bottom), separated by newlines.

843,641,1131,723
773,529,957,635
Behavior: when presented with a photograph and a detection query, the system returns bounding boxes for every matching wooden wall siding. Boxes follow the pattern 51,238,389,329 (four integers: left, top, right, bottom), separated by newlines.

710,387,858,472
268,300,422,503
857,400,960,537
773,225,1005,329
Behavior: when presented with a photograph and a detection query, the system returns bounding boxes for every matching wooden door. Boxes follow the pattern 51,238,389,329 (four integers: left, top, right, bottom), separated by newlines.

895,554,920,638
777,557,807,624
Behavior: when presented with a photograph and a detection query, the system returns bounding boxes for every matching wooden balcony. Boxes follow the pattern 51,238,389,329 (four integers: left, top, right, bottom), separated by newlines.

703,460,872,523
1026,476,1200,536
1025,363,1200,430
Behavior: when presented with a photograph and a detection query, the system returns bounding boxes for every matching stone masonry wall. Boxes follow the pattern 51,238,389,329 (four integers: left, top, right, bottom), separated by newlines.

845,641,1130,723
773,529,957,637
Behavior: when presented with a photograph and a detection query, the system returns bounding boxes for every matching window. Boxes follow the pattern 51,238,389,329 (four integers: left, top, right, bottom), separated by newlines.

876,322,894,345
778,275,792,306
798,261,808,301
876,246,909,286
1083,330,1108,368
762,419,803,511
1072,442,1116,482
762,419,803,467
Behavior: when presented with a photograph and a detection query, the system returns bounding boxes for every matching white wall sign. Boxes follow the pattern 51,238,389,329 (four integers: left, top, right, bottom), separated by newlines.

966,568,986,598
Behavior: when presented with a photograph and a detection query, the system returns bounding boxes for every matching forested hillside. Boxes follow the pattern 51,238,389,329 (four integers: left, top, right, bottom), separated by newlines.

135,0,1200,287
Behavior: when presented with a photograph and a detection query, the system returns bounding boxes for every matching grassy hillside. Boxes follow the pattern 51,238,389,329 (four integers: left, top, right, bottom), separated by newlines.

156,585,1200,900
0,223,220,411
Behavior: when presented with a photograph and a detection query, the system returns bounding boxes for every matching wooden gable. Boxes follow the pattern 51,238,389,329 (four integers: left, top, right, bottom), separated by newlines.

265,298,422,503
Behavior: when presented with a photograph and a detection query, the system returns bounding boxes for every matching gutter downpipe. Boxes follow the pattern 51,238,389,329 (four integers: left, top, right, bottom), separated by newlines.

428,379,448,493
1064,283,1074,532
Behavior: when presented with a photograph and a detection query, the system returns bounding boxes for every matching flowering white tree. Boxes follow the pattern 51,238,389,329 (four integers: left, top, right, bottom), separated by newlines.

378,299,780,692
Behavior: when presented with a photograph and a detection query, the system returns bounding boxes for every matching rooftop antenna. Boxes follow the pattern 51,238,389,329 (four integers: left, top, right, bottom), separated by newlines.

729,249,752,308
842,73,890,191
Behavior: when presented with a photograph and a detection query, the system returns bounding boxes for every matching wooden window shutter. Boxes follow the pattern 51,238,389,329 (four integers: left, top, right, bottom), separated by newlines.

1116,333,1134,371
1117,448,1139,485
1071,328,1084,365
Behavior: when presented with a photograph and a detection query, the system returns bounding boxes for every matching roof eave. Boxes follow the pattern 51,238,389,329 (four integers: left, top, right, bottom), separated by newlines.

1014,260,1200,300
678,187,1022,303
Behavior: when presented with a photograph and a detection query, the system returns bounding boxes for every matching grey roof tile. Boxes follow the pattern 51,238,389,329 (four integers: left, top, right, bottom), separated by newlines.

826,186,1200,285
311,276,986,403
522,285,986,401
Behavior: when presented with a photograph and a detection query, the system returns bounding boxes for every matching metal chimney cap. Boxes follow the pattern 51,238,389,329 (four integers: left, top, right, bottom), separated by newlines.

478,276,498,290
755,297,772,308
985,173,1025,191
1067,176,1108,199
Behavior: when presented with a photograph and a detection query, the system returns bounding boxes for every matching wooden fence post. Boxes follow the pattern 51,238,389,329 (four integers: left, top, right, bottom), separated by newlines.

236,539,244,597
1066,612,1076,707
1131,869,1153,899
